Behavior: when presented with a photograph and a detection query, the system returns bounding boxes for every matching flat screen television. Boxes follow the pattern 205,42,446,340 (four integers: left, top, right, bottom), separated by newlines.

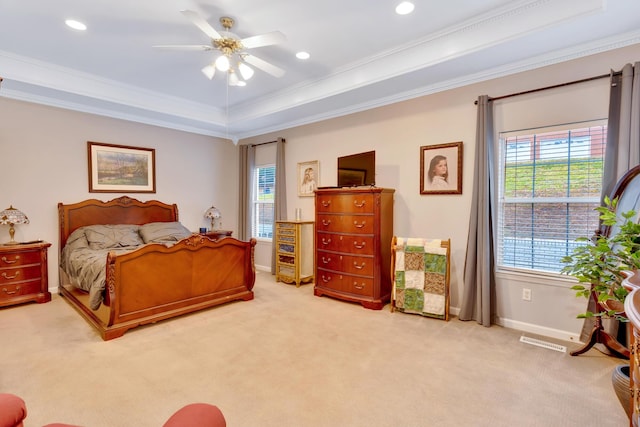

337,150,375,187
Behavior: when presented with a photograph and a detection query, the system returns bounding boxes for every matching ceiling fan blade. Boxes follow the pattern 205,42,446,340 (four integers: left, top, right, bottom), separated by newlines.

243,54,285,78
241,31,286,49
153,45,212,51
180,9,222,40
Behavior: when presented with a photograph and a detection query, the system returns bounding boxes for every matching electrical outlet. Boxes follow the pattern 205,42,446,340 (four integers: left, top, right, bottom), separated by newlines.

522,288,532,301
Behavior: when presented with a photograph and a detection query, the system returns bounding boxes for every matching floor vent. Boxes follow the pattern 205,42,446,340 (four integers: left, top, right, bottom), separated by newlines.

519,335,567,353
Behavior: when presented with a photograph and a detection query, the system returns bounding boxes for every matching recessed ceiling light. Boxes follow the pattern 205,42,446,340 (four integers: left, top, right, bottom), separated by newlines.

395,1,415,15
296,51,310,60
65,19,87,31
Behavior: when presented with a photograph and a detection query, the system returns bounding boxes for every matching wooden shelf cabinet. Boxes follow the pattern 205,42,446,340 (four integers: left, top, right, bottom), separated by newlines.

314,187,395,309
0,241,51,307
275,221,315,287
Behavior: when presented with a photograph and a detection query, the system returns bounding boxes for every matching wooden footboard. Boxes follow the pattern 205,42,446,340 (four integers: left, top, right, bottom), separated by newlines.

60,235,256,340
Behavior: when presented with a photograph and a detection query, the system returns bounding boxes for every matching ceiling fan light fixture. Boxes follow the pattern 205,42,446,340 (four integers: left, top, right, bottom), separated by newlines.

238,62,254,80
201,64,216,80
228,70,240,86
215,55,230,72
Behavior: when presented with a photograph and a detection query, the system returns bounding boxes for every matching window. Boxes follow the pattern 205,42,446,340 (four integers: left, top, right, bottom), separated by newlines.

252,165,275,239
497,123,606,273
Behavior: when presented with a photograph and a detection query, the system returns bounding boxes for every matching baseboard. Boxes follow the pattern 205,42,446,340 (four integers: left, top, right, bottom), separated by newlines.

255,264,271,273
496,316,582,344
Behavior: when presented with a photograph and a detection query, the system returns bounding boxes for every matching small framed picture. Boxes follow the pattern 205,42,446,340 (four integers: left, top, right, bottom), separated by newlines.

420,142,463,195
298,160,319,197
88,141,156,193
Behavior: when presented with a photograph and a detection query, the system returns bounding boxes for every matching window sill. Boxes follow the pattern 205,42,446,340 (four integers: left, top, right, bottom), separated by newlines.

496,267,577,289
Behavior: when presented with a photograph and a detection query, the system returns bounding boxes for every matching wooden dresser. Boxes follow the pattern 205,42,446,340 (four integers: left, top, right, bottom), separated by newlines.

314,187,394,309
275,220,315,287
0,241,51,307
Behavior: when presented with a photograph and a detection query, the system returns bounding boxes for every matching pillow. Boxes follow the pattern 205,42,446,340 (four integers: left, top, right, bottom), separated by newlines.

84,224,143,250
140,221,191,243
64,227,90,251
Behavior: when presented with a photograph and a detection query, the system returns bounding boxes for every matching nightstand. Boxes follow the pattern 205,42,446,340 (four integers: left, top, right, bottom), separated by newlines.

200,230,233,240
0,241,51,307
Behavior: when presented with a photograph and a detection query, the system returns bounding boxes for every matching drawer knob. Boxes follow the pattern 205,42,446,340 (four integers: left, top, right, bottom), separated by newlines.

321,256,331,264
321,238,332,245
353,241,366,249
321,200,331,207
353,200,366,208
1,255,20,264
353,262,366,270
322,219,331,226
321,275,332,283
2,271,20,280
2,285,20,295
353,282,366,290
353,220,366,228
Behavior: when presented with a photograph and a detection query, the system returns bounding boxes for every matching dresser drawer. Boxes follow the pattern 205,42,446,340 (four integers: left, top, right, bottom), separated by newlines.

316,214,374,234
316,194,375,214
0,250,41,267
316,270,374,297
316,251,374,276
0,265,42,284
317,232,374,255
0,281,42,299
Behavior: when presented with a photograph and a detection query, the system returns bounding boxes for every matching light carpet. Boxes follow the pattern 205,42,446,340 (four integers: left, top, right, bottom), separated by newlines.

0,271,629,426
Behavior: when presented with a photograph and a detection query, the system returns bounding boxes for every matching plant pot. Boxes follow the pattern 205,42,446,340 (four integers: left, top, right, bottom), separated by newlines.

612,364,631,420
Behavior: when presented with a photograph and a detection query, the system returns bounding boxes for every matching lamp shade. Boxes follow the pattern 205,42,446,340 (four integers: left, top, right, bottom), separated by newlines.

0,205,29,225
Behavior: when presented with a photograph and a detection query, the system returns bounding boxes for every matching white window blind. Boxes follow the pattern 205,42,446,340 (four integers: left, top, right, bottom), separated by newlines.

252,165,275,239
497,122,606,273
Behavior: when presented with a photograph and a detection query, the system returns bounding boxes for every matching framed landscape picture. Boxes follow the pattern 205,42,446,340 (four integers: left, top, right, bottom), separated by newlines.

88,141,156,193
420,141,463,195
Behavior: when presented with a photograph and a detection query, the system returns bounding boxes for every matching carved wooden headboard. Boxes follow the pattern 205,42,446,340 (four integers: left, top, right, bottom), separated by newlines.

58,196,179,249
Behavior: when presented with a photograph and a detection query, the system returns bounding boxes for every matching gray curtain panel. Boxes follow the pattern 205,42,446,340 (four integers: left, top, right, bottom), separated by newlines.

238,144,255,241
459,95,496,326
582,62,640,348
271,138,287,274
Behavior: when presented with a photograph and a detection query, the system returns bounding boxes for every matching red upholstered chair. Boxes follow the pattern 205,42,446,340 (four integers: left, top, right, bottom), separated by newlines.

0,393,27,427
0,394,225,427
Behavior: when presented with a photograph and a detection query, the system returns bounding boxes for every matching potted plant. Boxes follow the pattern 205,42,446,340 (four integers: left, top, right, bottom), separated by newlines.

561,196,640,419
561,196,640,321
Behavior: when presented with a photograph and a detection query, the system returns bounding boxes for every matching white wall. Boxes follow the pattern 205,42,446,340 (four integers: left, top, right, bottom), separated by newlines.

0,99,237,289
241,43,640,342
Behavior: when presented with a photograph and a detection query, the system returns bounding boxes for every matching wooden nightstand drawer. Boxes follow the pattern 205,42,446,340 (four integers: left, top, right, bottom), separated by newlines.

1,281,42,298
0,265,42,284
0,250,41,267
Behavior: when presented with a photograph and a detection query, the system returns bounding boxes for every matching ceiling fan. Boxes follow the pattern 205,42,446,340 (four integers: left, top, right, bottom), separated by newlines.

154,9,286,86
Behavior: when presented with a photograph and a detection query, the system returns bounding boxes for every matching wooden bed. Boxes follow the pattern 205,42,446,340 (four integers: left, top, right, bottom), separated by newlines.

58,196,256,340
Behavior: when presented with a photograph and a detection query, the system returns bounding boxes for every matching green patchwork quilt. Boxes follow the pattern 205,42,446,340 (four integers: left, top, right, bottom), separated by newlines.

393,237,448,319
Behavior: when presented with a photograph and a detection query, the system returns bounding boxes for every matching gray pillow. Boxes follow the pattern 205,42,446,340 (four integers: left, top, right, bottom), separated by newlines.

84,224,143,250
140,221,191,243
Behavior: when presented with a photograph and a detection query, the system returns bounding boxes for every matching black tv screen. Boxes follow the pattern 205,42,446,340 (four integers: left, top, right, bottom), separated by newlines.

337,150,375,187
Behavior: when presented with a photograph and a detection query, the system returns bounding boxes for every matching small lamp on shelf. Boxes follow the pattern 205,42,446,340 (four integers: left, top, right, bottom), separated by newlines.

0,205,29,245
204,206,221,231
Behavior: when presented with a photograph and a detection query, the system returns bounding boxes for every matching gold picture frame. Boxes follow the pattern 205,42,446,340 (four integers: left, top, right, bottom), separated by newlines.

297,160,319,197
88,141,156,193
420,141,463,195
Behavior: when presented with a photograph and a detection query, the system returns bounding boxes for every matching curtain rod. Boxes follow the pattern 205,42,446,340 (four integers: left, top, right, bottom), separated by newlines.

474,71,619,105
250,138,284,147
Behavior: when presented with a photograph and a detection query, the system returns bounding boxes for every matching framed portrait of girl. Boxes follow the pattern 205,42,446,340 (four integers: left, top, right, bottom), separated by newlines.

420,142,463,195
